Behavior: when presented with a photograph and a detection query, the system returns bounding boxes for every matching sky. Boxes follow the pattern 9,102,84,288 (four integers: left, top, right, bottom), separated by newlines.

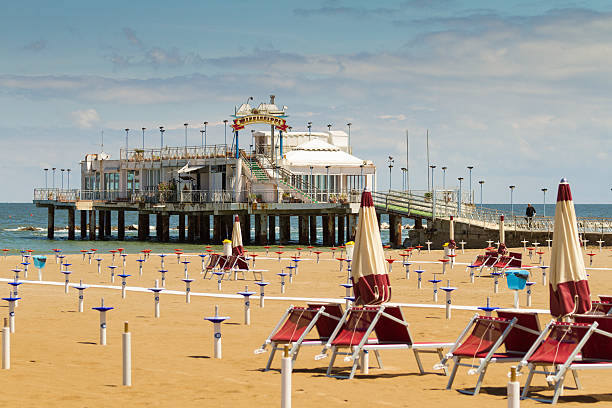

2,0,612,203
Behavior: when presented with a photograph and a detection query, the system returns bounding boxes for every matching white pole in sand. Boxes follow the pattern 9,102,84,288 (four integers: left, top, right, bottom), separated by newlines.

360,348,369,375
149,280,162,318
119,274,131,299
237,286,256,325
96,258,102,275
440,280,457,320
425,241,432,253
75,281,87,312
513,290,519,309
255,282,269,308
92,298,113,345
2,318,9,369
507,366,520,408
526,282,535,307
459,241,466,254
182,276,193,303
122,321,132,386
62,271,72,294
204,305,230,359
3,292,19,333
281,345,292,408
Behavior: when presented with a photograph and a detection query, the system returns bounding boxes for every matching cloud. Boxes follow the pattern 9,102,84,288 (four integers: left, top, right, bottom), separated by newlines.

23,39,47,51
377,114,407,121
71,108,100,128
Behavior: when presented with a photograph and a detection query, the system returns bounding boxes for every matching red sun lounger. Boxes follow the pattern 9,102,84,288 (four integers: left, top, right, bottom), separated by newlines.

255,303,343,370
518,318,611,404
438,310,541,395
317,305,454,379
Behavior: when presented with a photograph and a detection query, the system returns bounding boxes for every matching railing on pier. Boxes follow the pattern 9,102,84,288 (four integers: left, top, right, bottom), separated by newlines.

120,144,232,162
33,188,79,202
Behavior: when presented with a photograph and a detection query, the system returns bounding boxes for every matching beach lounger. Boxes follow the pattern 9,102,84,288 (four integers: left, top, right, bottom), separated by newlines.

254,303,344,370
221,255,238,280
518,317,612,404
438,310,541,395
318,305,454,379
478,251,500,276
203,253,220,279
598,295,612,303
231,255,251,280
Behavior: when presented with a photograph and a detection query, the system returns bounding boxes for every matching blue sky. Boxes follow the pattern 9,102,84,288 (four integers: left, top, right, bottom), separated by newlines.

2,0,612,203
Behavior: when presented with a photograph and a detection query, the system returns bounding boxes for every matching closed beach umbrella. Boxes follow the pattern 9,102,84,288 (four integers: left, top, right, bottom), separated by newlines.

549,178,591,317
231,215,248,269
499,215,505,245
449,216,454,241
351,188,391,305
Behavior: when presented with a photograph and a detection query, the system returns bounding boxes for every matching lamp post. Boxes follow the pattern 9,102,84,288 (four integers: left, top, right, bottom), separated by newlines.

61,169,65,189
223,119,228,147
387,156,394,192
346,122,352,153
200,129,204,149
467,166,474,204
124,128,129,153
184,123,189,154
457,177,464,216
44,168,48,189
442,166,447,214
400,167,407,191
359,164,364,190
67,169,71,189
327,124,332,132
430,165,436,219
479,180,485,213
203,121,208,148
142,127,146,150
159,126,165,148
309,165,314,199
52,167,56,189
542,188,548,217
509,185,516,218
325,165,331,202
307,122,312,140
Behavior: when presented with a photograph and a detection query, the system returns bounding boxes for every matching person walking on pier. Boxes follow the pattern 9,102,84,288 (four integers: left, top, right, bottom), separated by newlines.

526,203,536,227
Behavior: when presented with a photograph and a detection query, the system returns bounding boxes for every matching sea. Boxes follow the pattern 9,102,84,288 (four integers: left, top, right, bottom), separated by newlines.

1,203,610,254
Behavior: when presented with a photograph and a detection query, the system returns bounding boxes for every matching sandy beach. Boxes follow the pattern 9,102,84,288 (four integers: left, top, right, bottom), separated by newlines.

1,246,611,407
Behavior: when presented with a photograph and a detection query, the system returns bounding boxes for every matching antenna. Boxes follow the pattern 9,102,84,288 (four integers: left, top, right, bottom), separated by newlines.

101,130,104,153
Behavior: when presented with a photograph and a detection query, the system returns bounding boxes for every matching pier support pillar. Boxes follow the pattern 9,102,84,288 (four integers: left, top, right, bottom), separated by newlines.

223,215,233,240
337,215,345,245
80,210,87,239
255,215,267,245
89,210,96,240
299,216,309,245
279,216,290,244
414,218,423,229
268,216,276,244
161,214,170,242
200,215,210,243
47,206,55,239
213,215,221,244
117,210,125,241
194,214,201,241
376,213,382,231
67,207,75,240
310,216,317,245
187,214,196,242
323,215,335,246
389,214,402,248
178,214,186,242
155,214,164,242
138,213,149,241
348,214,357,241
98,210,105,240
105,210,111,237
241,214,251,245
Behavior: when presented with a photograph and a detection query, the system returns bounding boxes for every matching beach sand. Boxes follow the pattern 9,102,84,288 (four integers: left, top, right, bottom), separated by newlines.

1,246,611,407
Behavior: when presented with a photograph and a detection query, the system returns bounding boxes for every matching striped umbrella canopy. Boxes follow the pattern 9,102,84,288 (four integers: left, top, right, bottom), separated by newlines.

231,215,249,270
351,188,391,305
549,178,591,317
449,216,454,241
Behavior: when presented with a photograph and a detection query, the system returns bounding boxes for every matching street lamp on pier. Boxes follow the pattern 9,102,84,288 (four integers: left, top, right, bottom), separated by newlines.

142,127,146,150
479,180,485,212
509,185,516,218
307,122,312,140
387,156,394,192
346,122,352,153
52,167,56,189
542,188,548,217
124,128,129,155
61,169,65,189
44,168,48,189
67,169,71,189
467,166,474,204
457,177,464,216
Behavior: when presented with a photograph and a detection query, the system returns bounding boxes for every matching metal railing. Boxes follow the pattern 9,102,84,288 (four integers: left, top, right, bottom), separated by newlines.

33,188,79,202
120,145,232,162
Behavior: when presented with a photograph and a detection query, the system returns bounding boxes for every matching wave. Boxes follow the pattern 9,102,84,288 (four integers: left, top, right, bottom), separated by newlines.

4,226,45,232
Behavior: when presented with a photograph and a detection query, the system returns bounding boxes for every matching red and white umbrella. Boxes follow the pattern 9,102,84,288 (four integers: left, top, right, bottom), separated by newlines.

231,215,249,270
351,188,391,305
549,178,591,317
